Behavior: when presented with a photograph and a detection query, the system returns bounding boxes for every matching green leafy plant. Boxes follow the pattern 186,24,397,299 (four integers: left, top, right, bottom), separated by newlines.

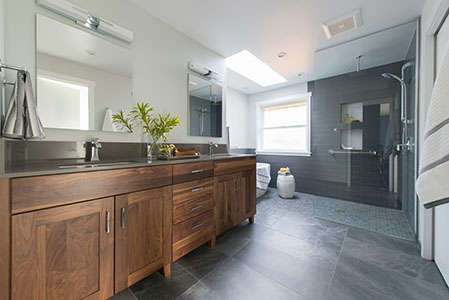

112,102,181,153
112,109,134,133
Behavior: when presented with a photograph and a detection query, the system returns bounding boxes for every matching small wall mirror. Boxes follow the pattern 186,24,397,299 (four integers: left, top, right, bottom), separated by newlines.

36,14,133,132
188,74,222,137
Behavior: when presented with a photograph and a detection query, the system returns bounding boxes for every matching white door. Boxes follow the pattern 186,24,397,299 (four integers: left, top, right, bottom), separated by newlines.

434,15,449,284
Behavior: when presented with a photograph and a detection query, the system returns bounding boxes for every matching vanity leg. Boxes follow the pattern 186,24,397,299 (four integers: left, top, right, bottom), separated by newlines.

249,216,254,224
162,264,171,278
208,237,216,248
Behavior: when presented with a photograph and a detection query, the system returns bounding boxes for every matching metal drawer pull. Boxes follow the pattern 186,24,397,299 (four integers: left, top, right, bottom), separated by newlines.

191,169,204,173
191,205,203,211
121,207,126,229
191,187,204,192
191,223,203,230
106,211,111,233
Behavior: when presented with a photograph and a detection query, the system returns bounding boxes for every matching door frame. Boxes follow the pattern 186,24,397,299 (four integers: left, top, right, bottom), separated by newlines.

418,0,449,260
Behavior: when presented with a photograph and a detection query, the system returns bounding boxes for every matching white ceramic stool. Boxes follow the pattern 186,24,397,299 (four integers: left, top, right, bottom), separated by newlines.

277,173,295,198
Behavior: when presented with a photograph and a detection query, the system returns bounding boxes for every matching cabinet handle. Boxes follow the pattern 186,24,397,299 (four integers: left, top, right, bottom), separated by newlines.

191,205,203,211
121,207,126,229
191,223,203,230
191,169,204,173
191,187,203,192
106,211,111,233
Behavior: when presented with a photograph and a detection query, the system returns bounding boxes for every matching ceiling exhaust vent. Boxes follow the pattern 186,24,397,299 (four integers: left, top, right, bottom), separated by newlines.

322,9,362,39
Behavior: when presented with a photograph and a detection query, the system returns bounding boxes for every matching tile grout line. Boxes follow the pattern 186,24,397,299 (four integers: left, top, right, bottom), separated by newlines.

323,227,348,297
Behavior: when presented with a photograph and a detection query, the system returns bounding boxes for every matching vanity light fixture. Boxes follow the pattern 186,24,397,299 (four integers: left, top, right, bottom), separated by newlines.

226,50,287,87
37,0,133,43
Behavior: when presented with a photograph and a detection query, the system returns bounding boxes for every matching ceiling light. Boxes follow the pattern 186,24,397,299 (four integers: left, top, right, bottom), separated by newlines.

226,50,287,87
278,52,287,58
297,72,305,77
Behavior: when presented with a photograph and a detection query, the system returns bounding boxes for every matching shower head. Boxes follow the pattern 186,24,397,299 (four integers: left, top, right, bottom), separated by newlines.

381,72,405,85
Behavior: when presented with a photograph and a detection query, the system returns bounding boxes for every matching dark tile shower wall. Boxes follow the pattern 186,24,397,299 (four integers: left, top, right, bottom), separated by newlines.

257,62,405,209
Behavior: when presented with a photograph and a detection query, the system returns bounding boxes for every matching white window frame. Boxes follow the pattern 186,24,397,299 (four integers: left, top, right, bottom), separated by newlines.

256,92,311,156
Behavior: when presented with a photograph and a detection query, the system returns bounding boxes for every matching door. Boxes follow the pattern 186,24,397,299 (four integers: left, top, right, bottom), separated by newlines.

235,169,256,224
214,173,236,235
115,186,172,292
11,198,115,300
434,14,449,284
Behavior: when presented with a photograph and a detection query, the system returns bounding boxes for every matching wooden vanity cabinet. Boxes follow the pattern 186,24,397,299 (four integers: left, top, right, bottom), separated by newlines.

214,157,257,236
11,197,115,300
114,186,172,293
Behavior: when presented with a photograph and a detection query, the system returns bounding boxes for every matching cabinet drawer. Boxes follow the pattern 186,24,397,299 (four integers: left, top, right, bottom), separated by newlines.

173,178,214,205
173,178,214,224
214,157,256,176
173,194,214,225
173,161,213,184
172,210,214,261
11,165,173,214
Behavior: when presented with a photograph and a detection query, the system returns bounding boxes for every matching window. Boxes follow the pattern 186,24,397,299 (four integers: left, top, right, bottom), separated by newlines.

256,93,311,156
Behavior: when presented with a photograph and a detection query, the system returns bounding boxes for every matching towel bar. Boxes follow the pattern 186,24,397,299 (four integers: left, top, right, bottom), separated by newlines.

328,149,377,156
0,59,27,131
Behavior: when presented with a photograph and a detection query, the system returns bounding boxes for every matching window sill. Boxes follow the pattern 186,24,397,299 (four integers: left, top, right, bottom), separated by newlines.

256,151,311,157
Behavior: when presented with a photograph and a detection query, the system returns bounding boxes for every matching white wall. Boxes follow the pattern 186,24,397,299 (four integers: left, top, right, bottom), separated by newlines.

417,0,449,259
226,87,249,148
247,83,308,148
3,0,226,143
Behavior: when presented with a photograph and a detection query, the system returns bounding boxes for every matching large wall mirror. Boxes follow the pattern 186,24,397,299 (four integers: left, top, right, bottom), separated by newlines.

36,14,133,132
188,74,222,137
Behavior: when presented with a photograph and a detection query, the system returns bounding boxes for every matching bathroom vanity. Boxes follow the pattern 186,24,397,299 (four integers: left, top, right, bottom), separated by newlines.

0,155,256,300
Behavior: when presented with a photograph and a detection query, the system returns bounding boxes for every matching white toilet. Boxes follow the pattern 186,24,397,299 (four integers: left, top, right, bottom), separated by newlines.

256,162,271,198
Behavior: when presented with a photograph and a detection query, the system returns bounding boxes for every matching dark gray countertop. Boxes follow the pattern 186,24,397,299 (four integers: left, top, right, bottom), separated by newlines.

0,154,256,179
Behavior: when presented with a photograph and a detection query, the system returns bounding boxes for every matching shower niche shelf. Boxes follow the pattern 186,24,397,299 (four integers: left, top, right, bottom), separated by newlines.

340,102,364,150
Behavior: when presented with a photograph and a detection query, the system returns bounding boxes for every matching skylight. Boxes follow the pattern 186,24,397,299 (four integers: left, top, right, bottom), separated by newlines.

226,50,287,87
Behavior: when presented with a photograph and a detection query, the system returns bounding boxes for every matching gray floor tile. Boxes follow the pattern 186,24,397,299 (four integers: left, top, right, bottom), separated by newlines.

108,288,138,300
226,220,268,240
200,257,306,300
334,253,449,300
176,245,228,280
215,232,251,256
342,236,446,285
346,227,419,254
257,228,340,271
270,213,347,252
326,274,395,300
175,281,220,300
233,241,333,300
131,263,198,300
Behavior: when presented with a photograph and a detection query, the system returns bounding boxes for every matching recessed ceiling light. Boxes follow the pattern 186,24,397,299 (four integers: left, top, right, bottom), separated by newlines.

85,49,96,56
226,50,287,87
278,52,287,58
297,72,305,77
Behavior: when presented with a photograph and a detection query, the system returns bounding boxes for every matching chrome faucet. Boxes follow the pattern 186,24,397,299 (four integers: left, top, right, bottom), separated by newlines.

89,138,102,162
208,141,218,156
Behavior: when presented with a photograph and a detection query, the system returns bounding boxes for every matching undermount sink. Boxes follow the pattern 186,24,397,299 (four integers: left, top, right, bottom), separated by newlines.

58,161,138,169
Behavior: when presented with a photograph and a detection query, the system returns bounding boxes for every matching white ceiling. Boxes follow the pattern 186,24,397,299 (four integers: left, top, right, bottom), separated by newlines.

37,14,132,78
129,0,424,94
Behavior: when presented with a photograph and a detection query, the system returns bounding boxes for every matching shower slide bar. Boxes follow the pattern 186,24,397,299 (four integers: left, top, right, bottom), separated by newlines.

328,149,377,156
0,59,27,130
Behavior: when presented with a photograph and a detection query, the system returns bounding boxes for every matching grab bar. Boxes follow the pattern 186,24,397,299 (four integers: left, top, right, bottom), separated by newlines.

328,149,377,156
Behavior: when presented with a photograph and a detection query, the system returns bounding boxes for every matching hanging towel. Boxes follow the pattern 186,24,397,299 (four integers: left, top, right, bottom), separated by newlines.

2,71,45,139
416,40,449,209
102,107,118,132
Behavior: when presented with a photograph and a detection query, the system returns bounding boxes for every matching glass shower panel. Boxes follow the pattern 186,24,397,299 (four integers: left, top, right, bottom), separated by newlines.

311,21,417,214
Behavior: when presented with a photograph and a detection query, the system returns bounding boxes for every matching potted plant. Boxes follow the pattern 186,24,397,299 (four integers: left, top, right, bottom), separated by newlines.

112,102,181,161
